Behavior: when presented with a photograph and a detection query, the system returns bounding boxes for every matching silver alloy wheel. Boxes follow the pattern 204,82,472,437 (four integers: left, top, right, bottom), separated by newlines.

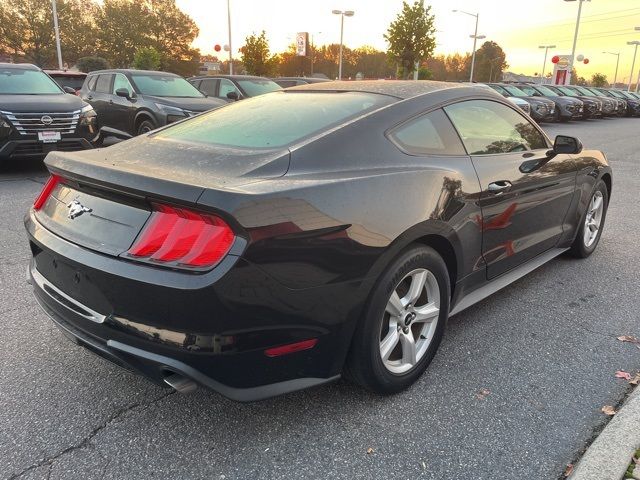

583,191,604,247
379,268,440,374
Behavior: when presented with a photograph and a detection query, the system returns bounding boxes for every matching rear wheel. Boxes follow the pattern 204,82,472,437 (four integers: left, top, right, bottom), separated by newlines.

344,245,450,394
569,180,608,258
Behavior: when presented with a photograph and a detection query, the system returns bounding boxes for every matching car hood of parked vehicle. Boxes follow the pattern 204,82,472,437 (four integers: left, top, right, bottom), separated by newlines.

142,95,226,112
0,93,86,113
45,131,290,200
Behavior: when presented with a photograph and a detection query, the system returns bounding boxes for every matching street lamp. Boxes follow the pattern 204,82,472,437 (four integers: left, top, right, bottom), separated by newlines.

227,0,233,74
627,40,640,92
539,45,557,84
452,10,481,82
564,0,590,84
635,27,640,92
602,52,620,86
332,10,354,80
51,0,63,70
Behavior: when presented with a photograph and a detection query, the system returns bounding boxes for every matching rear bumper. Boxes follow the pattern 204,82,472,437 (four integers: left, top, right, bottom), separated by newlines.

25,211,352,401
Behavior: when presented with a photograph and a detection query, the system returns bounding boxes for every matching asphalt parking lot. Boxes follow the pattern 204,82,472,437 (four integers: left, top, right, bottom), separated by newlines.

1,118,639,480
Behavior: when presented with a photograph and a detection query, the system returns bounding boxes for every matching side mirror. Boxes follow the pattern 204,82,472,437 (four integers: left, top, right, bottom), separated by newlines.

115,88,132,100
554,135,583,154
226,91,239,101
63,86,76,94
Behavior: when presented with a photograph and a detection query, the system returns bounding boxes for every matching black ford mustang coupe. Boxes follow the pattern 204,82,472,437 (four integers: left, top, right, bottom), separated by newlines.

26,81,612,401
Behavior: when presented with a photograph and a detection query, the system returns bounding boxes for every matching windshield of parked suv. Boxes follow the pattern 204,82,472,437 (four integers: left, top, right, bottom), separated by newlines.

556,86,579,97
502,85,528,97
155,91,393,148
237,79,282,96
0,68,62,95
517,85,538,96
130,74,204,97
535,86,557,96
575,86,596,97
621,91,639,100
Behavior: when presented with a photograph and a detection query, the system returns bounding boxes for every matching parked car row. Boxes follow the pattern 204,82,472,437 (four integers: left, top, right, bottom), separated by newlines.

485,82,640,122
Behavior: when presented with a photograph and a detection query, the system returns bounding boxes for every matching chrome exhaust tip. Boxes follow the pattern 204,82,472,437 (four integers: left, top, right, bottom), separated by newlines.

164,373,197,394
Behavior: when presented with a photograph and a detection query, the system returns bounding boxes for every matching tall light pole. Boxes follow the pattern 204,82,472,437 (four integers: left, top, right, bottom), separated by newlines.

51,0,63,69
310,32,321,76
539,45,556,84
635,27,640,92
564,0,590,83
602,51,620,86
332,10,354,80
452,10,482,82
627,41,640,91
227,0,233,75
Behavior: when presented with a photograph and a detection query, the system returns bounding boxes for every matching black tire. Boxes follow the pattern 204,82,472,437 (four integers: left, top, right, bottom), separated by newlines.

137,119,156,136
569,179,609,258
344,245,450,394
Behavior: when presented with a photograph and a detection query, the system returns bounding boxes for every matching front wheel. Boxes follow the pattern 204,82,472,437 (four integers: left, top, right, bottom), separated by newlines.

569,180,609,258
137,119,156,136
344,245,450,394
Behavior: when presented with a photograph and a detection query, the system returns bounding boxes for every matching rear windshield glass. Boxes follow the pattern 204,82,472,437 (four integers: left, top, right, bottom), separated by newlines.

51,75,85,90
0,68,62,94
155,91,393,148
130,74,204,97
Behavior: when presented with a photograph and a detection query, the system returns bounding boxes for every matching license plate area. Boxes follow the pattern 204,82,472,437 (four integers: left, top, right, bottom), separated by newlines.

38,131,61,143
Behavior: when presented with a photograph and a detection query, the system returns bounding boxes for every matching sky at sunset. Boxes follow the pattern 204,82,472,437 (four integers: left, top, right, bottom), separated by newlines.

176,0,640,82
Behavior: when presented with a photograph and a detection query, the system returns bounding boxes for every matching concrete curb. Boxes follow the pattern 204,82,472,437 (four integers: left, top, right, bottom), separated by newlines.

569,386,640,480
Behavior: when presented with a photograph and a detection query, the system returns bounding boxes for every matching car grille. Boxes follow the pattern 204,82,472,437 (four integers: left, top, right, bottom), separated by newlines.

1,110,81,136
10,140,86,157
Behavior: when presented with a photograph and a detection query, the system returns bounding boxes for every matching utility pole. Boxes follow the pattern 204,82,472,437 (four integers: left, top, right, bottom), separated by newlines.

227,0,233,75
51,0,63,69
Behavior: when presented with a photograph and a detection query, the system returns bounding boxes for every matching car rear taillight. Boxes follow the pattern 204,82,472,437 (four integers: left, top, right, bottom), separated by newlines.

126,203,234,269
33,175,61,210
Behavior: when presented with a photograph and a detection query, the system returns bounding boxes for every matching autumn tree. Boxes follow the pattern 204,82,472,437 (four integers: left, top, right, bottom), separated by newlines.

0,0,93,66
384,0,437,79
590,73,608,87
473,41,508,82
240,31,277,76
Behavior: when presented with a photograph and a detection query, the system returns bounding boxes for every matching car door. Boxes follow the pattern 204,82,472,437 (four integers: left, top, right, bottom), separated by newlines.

109,73,136,134
88,74,114,128
444,99,576,279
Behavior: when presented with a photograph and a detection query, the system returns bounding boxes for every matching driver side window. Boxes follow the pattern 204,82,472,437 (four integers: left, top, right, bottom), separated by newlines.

444,100,548,155
218,78,241,99
112,73,133,96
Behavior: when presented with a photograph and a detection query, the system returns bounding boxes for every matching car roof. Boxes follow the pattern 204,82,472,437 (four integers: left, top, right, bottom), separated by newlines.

44,70,86,76
88,69,180,77
274,77,332,83
287,80,463,99
189,74,274,81
0,63,39,71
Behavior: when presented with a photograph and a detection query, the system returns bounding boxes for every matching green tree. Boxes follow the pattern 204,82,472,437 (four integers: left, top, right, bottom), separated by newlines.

96,0,150,68
133,47,161,70
77,56,110,72
384,0,437,79
352,46,395,79
240,31,277,76
591,73,608,87
472,41,508,82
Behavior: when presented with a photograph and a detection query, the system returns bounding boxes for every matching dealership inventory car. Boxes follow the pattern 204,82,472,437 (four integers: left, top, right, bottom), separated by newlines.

0,63,96,162
79,69,225,137
544,85,602,119
515,83,583,122
487,83,556,122
45,70,87,94
26,81,611,401
610,89,640,116
188,74,282,102
586,87,627,117
471,83,531,114
272,77,332,88
570,85,618,116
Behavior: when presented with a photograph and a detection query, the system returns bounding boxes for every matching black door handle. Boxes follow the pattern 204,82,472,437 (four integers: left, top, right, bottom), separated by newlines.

487,180,512,193
87,95,93,100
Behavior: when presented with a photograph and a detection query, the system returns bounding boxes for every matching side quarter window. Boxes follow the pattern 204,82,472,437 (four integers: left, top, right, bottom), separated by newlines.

444,100,549,155
389,108,466,156
86,75,98,91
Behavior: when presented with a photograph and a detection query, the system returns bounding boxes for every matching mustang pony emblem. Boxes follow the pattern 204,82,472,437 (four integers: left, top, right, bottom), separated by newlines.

67,200,92,219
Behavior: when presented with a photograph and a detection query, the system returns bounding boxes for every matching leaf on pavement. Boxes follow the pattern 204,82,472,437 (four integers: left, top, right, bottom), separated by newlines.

615,370,632,380
563,463,574,477
366,448,374,454
601,405,617,416
617,335,640,344
630,373,640,385
476,388,491,400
